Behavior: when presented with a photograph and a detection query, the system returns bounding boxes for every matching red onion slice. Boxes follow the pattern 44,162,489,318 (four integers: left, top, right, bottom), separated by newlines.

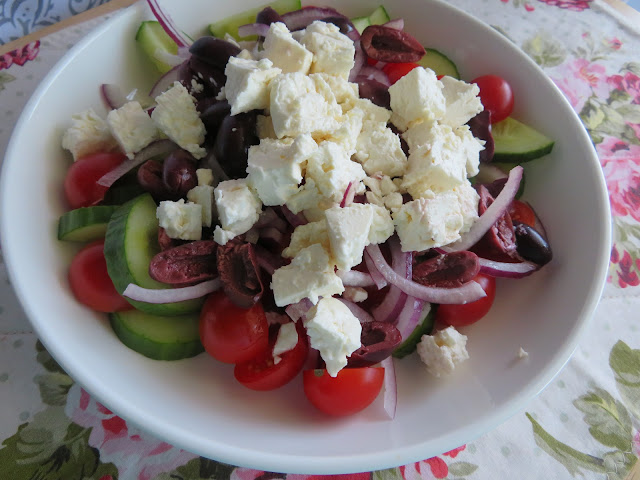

285,298,313,322
349,40,365,82
365,244,486,304
372,238,410,323
337,298,374,323
149,60,188,98
364,251,388,290
259,227,285,246
100,84,128,110
281,205,308,227
97,139,178,188
384,18,405,30
237,22,270,38
253,244,287,276
381,357,397,419
357,65,391,87
336,269,375,287
396,297,426,341
340,181,355,208
478,257,538,278
123,278,220,303
146,0,191,48
444,166,523,252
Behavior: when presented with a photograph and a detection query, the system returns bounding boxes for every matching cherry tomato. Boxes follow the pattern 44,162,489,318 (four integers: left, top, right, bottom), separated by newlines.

64,152,126,209
436,273,497,327
199,291,268,364
471,75,514,124
303,367,384,417
509,199,536,227
382,62,419,85
68,240,132,313
234,322,308,391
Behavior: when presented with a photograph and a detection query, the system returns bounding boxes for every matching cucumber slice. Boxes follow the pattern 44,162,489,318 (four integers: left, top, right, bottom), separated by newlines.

110,310,203,361
209,0,302,39
351,16,371,34
104,194,203,316
102,183,147,206
418,48,460,79
58,206,118,242
367,5,391,25
392,304,437,359
492,117,555,163
135,21,178,74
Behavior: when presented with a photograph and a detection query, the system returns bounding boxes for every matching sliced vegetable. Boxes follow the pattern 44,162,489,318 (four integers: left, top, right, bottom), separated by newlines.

492,117,555,163
135,20,179,74
209,0,302,39
381,357,397,419
418,48,460,79
436,273,496,327
393,303,437,358
64,152,127,209
122,279,221,303
58,205,118,242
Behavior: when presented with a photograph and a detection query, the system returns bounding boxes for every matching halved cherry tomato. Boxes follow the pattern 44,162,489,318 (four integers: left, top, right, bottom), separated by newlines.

509,199,536,227
436,273,497,327
382,62,419,85
234,322,308,391
199,291,268,364
68,240,132,313
303,367,384,417
471,75,514,124
64,152,126,209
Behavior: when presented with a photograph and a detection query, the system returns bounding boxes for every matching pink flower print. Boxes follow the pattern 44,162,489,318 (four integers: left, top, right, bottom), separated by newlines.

617,251,640,288
442,445,466,458
608,71,640,105
0,41,40,71
400,457,448,480
607,37,622,50
537,0,592,11
551,59,608,113
633,432,640,456
288,473,370,480
597,137,640,222
611,245,620,264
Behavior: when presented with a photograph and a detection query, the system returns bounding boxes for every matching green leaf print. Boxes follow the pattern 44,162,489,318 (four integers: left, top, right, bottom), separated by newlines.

35,372,74,406
602,451,638,480
573,388,633,451
153,457,236,480
373,468,403,480
0,72,16,92
448,461,479,476
522,33,567,68
36,340,66,374
610,341,640,421
526,413,607,476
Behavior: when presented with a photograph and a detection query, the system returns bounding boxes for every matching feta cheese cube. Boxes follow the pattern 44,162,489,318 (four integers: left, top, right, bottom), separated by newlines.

246,134,317,206
285,177,324,214
313,73,359,104
271,244,344,306
344,97,391,123
389,67,446,129
272,322,299,364
263,22,313,74
417,326,469,377
213,179,262,245
323,107,363,156
107,101,158,158
354,120,407,177
301,21,355,79
440,75,484,127
187,185,214,227
62,108,117,161
224,57,281,115
453,181,480,233
306,142,366,203
282,219,330,259
156,199,202,240
368,204,395,245
304,297,362,377
455,124,483,178
151,82,206,159
270,72,341,138
325,204,373,271
196,168,214,186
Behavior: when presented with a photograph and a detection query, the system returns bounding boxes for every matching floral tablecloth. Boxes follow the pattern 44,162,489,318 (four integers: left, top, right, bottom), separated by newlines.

1,0,640,479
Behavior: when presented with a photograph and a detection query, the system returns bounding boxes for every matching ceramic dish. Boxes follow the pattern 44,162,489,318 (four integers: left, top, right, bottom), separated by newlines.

0,0,611,474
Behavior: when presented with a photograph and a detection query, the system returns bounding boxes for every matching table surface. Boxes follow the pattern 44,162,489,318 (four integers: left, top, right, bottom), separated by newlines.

1,1,640,479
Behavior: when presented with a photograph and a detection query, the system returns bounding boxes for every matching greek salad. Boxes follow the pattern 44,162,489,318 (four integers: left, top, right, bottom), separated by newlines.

58,0,554,418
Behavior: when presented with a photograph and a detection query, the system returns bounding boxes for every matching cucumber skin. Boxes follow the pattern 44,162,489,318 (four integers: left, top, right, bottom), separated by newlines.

58,205,118,242
104,194,203,316
491,117,555,163
110,311,203,361
418,48,460,79
392,305,437,359
135,21,177,74
209,0,302,39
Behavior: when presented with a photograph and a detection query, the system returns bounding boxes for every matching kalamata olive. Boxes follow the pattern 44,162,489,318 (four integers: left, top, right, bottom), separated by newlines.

213,112,258,179
149,240,218,286
467,110,494,163
200,100,231,143
189,56,226,95
360,25,425,63
413,251,480,288
514,222,553,266
347,322,402,368
356,77,391,109
189,36,241,69
217,239,264,308
162,149,198,199
137,160,169,200
256,6,283,25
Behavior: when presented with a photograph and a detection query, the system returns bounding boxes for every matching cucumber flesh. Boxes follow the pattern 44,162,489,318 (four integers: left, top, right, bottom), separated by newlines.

135,21,178,74
351,16,371,34
104,193,203,316
392,304,437,359
58,206,118,242
110,310,203,361
492,117,555,163
418,48,460,79
209,0,302,39
367,6,391,25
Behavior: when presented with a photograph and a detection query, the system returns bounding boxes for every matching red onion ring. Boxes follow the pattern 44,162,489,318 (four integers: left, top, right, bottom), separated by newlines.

364,251,388,290
281,205,308,227
148,60,189,98
384,19,405,30
478,257,538,278
372,237,410,323
122,278,220,303
237,22,271,38
349,40,365,82
357,65,391,87
365,244,486,304
337,298,374,323
336,269,375,287
146,0,191,48
285,298,313,322
395,297,426,341
100,84,128,110
381,357,397,419
340,181,355,208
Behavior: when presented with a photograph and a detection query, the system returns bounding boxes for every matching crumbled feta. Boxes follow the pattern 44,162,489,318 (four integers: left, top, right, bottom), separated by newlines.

263,22,313,74
369,203,395,245
256,114,277,139
62,108,117,161
455,124,484,178
156,199,203,240
246,134,317,206
186,185,214,227
342,286,368,303
354,120,407,177
314,73,359,104
151,82,206,159
389,67,446,130
272,322,299,364
518,347,529,359
300,21,355,79
271,244,344,306
440,75,484,127
304,297,362,376
322,107,363,156
344,97,391,123
285,177,325,214
213,179,262,245
325,204,374,271
282,219,330,259
106,101,158,158
196,168,214,186
270,72,341,138
224,57,281,115
417,326,469,377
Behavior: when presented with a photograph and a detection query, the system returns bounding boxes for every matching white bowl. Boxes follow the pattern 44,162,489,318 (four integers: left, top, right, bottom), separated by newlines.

0,0,611,474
